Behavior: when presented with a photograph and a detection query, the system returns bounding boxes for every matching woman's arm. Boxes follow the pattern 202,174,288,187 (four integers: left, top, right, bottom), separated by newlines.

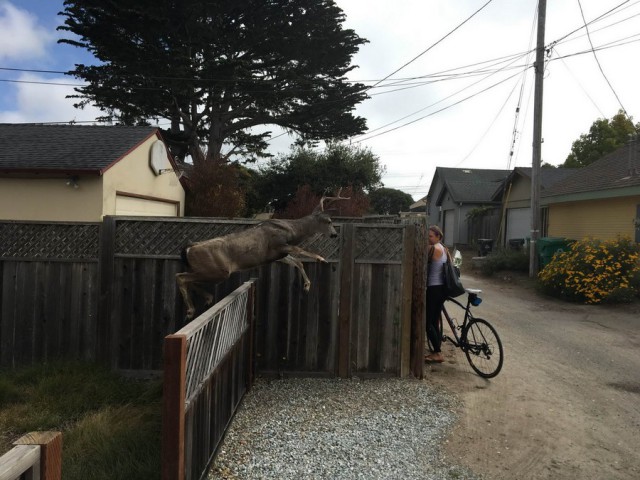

431,243,445,261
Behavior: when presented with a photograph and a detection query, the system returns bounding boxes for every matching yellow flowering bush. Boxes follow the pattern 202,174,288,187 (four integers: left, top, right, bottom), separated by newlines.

538,236,640,304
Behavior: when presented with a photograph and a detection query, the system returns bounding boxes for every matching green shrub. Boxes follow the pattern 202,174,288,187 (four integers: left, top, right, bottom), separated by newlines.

479,248,530,276
537,236,640,304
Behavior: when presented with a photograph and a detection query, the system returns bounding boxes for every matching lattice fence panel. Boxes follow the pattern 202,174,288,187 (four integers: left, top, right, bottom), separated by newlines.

114,219,257,256
0,222,100,260
355,226,404,262
113,218,342,260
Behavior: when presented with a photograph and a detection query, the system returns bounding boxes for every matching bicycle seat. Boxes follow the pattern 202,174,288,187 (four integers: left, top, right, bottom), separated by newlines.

465,288,482,294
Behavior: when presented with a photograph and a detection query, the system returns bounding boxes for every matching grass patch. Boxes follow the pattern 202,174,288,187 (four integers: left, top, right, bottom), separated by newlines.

0,361,161,480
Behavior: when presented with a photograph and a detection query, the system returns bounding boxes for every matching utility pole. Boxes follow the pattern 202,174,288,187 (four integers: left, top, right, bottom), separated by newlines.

530,0,547,277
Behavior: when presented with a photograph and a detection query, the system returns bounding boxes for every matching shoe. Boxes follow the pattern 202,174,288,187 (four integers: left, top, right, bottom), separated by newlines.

425,353,444,363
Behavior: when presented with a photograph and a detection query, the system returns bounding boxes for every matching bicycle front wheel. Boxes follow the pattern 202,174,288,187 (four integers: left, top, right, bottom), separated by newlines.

461,318,503,378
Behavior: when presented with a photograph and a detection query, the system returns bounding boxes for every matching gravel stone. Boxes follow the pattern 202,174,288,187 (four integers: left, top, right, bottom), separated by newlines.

209,377,481,479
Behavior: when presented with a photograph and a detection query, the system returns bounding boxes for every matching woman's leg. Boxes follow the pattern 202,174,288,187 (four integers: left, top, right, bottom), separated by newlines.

426,287,444,353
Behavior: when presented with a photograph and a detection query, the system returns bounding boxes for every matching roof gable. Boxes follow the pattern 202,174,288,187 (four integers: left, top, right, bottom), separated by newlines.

0,124,159,175
434,167,510,205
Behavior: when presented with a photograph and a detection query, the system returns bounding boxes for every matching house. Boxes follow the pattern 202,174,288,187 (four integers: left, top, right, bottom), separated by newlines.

425,167,510,246
492,166,574,244
0,124,185,221
541,139,640,242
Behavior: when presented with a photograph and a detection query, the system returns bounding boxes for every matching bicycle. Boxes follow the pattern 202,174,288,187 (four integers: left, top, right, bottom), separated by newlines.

435,288,504,378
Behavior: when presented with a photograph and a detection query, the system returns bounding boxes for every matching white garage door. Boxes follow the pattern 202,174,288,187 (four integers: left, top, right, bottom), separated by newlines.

115,195,178,217
506,207,531,240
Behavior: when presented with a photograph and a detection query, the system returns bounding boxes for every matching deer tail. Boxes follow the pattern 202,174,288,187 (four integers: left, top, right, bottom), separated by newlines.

180,242,194,268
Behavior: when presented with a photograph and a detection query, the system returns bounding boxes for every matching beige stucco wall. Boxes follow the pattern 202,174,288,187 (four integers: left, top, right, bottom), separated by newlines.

548,196,640,240
0,134,185,222
102,135,185,217
0,176,103,221
503,174,531,208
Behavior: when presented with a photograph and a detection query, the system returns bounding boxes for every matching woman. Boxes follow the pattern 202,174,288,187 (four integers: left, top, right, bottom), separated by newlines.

425,225,447,363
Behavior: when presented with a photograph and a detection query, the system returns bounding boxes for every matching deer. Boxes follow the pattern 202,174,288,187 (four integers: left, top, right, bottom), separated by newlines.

176,190,349,319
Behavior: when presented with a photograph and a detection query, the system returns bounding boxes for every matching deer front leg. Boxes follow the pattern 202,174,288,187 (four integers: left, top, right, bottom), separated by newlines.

285,245,328,263
278,255,311,292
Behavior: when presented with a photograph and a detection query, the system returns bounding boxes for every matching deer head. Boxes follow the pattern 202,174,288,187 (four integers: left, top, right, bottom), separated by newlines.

310,188,350,238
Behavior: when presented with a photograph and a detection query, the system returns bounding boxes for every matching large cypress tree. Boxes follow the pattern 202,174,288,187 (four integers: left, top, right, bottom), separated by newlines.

58,0,369,165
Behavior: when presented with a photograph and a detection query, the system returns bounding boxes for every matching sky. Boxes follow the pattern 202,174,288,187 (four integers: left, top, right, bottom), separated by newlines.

1,0,640,200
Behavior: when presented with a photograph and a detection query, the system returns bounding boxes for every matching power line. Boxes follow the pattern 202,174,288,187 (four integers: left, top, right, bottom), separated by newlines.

577,0,629,118
367,0,495,90
354,70,524,143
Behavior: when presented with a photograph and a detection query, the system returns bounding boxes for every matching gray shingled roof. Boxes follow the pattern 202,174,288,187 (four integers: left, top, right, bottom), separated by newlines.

0,124,159,175
436,167,510,204
542,140,640,198
512,166,576,190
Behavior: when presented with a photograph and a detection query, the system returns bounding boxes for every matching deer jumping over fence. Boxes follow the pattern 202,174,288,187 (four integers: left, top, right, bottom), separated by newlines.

176,191,349,319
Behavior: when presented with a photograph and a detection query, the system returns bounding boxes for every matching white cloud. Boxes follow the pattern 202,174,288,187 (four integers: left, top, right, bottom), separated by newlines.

0,73,103,123
0,2,53,61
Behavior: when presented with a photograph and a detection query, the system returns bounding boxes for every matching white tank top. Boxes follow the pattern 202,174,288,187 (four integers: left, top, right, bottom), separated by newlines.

427,243,447,286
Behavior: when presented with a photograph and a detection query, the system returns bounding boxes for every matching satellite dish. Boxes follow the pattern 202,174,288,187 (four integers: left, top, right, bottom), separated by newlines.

149,140,171,175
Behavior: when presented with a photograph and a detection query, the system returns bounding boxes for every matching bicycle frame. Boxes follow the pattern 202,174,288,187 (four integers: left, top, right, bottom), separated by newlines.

441,293,477,349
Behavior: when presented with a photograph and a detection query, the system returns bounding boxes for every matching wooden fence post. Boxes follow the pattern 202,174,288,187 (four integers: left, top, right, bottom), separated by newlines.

337,224,355,378
247,280,256,388
400,225,416,377
162,334,187,480
98,215,116,367
13,431,62,480
411,224,426,378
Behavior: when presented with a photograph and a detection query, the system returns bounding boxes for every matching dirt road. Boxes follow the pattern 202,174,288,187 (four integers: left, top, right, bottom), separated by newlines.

426,272,640,480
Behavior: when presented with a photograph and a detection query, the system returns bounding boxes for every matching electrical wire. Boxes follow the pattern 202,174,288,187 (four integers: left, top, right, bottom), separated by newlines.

354,69,524,144
366,0,495,90
577,0,629,118
551,47,606,117
4,0,640,145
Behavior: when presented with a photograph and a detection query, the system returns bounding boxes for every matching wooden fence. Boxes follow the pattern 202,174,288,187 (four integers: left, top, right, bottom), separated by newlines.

0,221,99,368
162,281,256,480
0,432,62,480
0,217,425,378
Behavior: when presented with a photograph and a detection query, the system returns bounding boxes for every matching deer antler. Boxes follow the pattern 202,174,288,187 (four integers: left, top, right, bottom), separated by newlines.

318,188,350,212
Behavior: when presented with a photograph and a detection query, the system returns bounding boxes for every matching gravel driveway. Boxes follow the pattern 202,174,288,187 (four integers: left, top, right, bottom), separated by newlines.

210,377,481,479
210,269,640,480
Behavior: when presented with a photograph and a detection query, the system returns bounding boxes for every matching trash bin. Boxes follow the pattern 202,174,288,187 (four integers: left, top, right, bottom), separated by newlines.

537,237,574,268
508,238,525,250
477,238,494,257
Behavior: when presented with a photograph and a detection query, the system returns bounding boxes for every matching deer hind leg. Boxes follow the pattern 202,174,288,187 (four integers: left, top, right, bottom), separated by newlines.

176,272,198,319
190,283,215,307
278,255,311,292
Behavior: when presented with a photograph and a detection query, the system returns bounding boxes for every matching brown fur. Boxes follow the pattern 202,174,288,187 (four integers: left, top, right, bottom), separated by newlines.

176,194,346,319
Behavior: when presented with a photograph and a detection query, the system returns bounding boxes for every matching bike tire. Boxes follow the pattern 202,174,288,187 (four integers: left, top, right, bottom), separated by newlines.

461,318,504,378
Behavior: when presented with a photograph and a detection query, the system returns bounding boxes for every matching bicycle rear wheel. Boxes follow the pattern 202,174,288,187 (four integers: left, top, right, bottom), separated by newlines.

461,318,503,378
